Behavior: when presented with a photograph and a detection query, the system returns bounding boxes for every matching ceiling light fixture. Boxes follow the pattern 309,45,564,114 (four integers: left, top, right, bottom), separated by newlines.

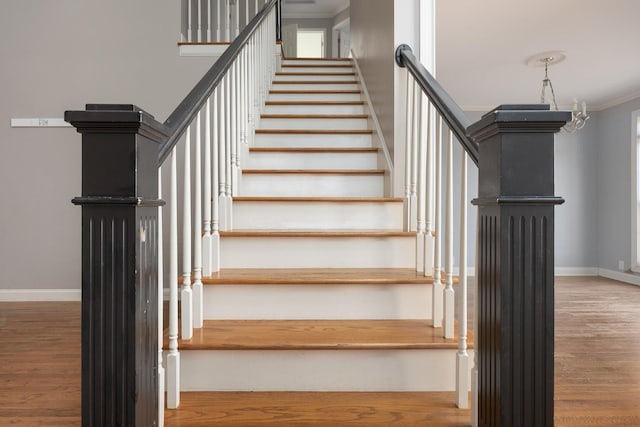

527,51,589,133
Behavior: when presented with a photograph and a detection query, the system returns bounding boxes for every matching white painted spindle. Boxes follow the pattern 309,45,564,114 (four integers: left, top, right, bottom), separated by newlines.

158,169,165,424
456,151,470,408
203,100,213,277
416,88,426,272
224,74,233,228
181,126,193,340
403,76,414,231
231,62,239,197
423,101,435,277
215,0,221,41
443,128,455,339
197,0,202,42
193,111,204,329
224,0,230,41
167,147,180,409
207,0,212,42
432,115,443,328
218,76,228,230
233,0,240,38
187,0,193,42
211,88,221,272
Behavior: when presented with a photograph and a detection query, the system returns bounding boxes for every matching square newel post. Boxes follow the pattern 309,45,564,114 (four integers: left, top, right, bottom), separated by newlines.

468,105,571,427
66,104,169,427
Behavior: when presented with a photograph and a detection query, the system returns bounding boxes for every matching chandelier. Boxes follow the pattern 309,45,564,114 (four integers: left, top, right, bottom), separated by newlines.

528,51,590,132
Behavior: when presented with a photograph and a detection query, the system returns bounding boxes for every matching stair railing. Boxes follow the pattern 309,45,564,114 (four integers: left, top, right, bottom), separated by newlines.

396,43,569,426
66,1,279,424
182,0,279,43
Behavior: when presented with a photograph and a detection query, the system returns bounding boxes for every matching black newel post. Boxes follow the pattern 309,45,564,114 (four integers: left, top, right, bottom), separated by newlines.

66,104,169,427
468,105,570,427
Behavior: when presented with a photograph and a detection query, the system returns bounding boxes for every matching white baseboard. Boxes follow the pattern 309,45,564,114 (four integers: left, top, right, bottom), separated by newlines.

598,268,640,286
0,289,81,302
555,267,599,276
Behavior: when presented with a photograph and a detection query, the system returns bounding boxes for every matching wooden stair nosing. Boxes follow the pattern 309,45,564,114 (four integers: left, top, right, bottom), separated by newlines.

233,197,403,203
177,41,230,46
260,114,368,119
249,147,377,153
255,129,372,134
241,169,385,175
282,64,353,68
265,100,365,106
272,80,358,85
170,319,472,350
219,230,413,237
275,72,356,76
284,57,352,62
269,90,361,95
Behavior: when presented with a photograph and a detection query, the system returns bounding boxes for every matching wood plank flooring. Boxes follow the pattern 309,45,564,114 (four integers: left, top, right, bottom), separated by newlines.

1,276,640,426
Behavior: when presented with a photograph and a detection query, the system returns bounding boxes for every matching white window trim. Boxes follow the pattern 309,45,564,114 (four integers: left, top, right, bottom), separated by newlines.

631,110,640,273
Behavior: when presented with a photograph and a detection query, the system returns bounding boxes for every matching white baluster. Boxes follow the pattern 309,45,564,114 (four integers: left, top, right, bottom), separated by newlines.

215,0,221,41
416,88,426,272
225,74,233,228
187,0,193,42
158,169,165,425
403,76,413,231
433,115,443,328
424,101,434,277
245,0,249,31
211,88,221,272
207,0,212,42
167,147,180,409
443,128,455,339
224,0,230,41
219,76,228,230
456,151,470,408
231,61,239,197
410,81,419,233
181,126,193,340
471,214,479,426
203,100,212,277
197,0,202,42
234,0,240,38
193,111,204,329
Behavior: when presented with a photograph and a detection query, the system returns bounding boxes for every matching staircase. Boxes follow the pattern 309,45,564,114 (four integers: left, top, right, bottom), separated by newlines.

171,58,472,402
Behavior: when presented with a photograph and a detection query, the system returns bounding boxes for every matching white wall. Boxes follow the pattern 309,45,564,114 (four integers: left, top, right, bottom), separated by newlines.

0,0,213,290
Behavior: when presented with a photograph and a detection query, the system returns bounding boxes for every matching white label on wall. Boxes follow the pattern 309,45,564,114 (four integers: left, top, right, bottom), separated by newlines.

10,118,71,128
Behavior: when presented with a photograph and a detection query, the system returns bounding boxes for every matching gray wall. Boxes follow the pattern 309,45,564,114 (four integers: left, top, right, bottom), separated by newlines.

350,0,395,160
595,97,640,271
0,0,213,290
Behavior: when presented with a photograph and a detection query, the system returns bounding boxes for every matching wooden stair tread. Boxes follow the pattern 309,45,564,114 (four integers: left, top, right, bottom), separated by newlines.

285,57,352,61
282,64,353,68
202,268,434,285
269,90,361,94
164,391,471,425
242,169,384,175
249,147,377,153
260,114,368,119
177,41,230,45
255,129,372,134
233,197,403,202
271,80,358,84
220,230,413,237
173,319,472,350
265,100,364,105
275,72,356,76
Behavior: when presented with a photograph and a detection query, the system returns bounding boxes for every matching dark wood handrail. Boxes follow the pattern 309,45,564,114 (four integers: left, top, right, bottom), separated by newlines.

395,44,479,166
158,0,278,164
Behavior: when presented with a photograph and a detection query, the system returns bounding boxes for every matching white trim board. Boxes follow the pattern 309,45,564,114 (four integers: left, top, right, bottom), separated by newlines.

598,268,640,287
0,289,81,302
11,118,71,128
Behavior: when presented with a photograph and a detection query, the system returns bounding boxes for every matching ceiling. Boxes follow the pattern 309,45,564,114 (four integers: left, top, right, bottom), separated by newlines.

282,0,349,19
436,0,640,111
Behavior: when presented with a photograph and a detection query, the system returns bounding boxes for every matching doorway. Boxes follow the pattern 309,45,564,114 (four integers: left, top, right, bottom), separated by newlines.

296,30,325,58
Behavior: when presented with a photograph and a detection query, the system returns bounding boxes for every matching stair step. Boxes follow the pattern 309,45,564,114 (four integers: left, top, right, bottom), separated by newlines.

176,319,464,350
245,147,378,170
239,170,384,197
164,391,471,426
268,91,361,101
219,231,413,268
259,115,368,130
255,129,372,135
253,132,373,149
264,101,364,115
283,58,352,65
281,65,354,74
271,82,360,91
275,72,356,81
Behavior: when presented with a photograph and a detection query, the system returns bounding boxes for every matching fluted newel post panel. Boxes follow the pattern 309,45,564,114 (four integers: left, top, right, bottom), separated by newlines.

66,104,169,427
468,104,569,427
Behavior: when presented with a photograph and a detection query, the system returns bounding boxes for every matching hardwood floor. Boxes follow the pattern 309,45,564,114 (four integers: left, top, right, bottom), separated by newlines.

1,276,640,426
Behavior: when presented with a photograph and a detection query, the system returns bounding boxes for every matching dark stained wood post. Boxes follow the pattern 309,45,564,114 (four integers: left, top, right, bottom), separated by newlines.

468,105,570,427
66,104,169,427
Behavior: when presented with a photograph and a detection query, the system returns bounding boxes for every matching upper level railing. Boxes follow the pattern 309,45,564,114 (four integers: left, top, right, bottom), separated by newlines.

395,43,570,426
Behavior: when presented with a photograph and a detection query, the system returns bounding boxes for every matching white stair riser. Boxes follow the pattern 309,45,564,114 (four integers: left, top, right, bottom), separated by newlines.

240,174,383,197
233,201,403,230
203,284,432,319
254,133,372,148
271,83,360,91
178,349,473,391
263,104,365,115
268,93,362,101
245,151,378,170
220,236,414,268
281,67,354,73
283,60,352,66
275,74,355,82
259,117,368,130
